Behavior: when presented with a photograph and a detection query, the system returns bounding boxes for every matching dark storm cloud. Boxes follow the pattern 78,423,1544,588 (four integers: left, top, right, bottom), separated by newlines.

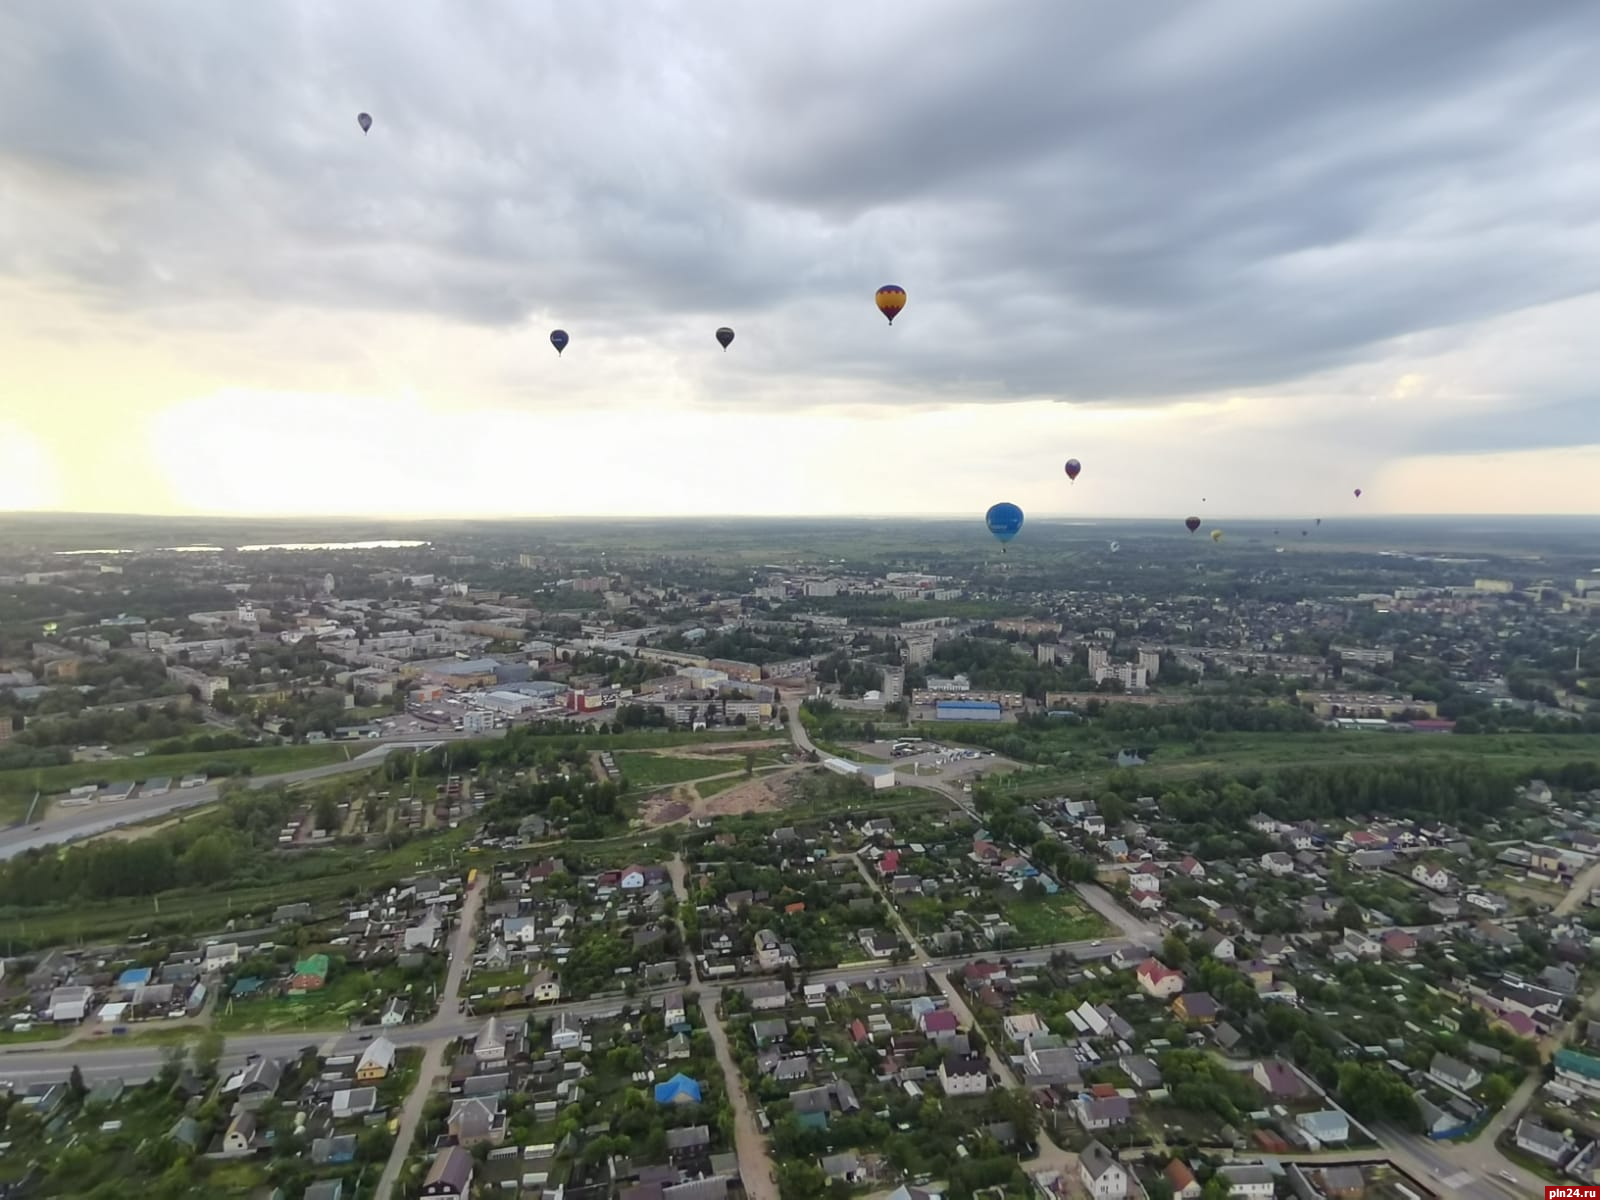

3,0,1600,443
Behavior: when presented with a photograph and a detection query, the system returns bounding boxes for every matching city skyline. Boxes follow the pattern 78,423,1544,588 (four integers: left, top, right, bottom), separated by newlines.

4,1,1600,517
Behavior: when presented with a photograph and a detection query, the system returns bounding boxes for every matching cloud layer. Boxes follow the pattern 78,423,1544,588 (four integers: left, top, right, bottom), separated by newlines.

2,1,1599,515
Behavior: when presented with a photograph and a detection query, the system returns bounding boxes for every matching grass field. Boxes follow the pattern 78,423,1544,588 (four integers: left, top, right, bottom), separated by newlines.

997,730,1600,799
613,752,745,787
560,728,776,751
997,891,1108,946
0,1025,64,1046
0,742,355,820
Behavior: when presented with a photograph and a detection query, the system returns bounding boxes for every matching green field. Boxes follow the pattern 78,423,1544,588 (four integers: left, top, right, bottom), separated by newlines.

0,742,356,819
996,891,1109,946
613,751,746,787
994,730,1600,799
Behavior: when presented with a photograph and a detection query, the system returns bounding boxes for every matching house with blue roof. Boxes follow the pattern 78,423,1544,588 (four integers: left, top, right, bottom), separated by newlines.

117,967,153,991
654,1074,702,1105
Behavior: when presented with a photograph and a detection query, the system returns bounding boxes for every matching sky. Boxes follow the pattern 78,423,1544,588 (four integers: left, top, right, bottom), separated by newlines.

3,1,1600,519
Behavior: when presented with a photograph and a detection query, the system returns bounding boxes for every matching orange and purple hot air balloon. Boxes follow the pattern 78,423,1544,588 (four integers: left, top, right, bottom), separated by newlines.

875,285,906,325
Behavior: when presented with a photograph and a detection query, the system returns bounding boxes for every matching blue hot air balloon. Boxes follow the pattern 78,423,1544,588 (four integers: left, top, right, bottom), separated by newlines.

550,330,569,356
985,502,1024,552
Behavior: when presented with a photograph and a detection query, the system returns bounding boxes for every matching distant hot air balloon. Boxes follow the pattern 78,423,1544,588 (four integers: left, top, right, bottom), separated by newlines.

357,112,372,135
1211,529,1224,543
1064,459,1081,482
1354,488,1363,498
1108,540,1120,553
875,285,906,325
1185,517,1201,533
1315,518,1322,526
716,327,735,351
985,502,1024,553
1301,530,1308,537
549,330,569,356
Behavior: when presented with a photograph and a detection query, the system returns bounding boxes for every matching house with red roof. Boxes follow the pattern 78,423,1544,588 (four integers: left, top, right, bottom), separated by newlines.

1176,856,1206,880
1136,959,1185,999
964,960,1007,985
879,849,901,876
971,839,1002,863
1130,889,1163,912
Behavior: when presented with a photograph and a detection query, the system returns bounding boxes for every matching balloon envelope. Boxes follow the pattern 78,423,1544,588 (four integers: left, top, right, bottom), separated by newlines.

1185,517,1201,533
1108,540,1120,552
357,112,372,133
875,285,906,324
1354,488,1362,498
1064,458,1081,481
985,502,1024,545
549,329,569,355
715,327,734,350
1211,529,1224,543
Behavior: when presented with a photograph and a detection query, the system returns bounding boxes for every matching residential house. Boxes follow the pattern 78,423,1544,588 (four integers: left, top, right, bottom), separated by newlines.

223,1111,257,1154
1130,889,1163,912
1220,1164,1275,1199
1022,1036,1083,1089
1198,930,1236,961
550,1011,582,1051
742,980,788,1010
1261,852,1294,876
357,1036,397,1082
921,1010,962,1043
1341,930,1381,960
1515,1119,1573,1165
939,1054,989,1096
1379,930,1418,959
380,997,410,1026
1002,1013,1047,1043
1173,992,1218,1023
1121,1055,1162,1090
526,970,561,1004
332,1087,378,1120
754,929,798,971
1164,1160,1201,1200
1429,1053,1482,1093
1176,856,1206,880
822,1153,867,1185
1075,1095,1131,1132
1412,863,1453,892
1136,959,1185,999
421,1146,474,1198
1296,1110,1350,1145
1079,1140,1128,1200
859,930,899,959
235,1058,284,1110
1128,865,1162,892
1253,1060,1308,1100
449,1097,506,1146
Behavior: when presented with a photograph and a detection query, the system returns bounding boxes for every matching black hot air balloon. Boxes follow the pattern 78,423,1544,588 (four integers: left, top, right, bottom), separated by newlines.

1064,459,1081,483
357,112,372,135
550,330,569,356
716,327,734,351
1185,517,1201,533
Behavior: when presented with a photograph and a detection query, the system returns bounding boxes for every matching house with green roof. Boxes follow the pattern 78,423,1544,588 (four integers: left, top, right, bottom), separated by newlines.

289,953,331,994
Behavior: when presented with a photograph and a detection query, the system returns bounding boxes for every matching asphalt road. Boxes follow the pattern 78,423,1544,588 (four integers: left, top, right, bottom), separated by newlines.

0,734,475,861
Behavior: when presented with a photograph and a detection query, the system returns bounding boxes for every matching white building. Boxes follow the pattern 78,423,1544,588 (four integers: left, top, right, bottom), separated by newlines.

938,1055,989,1096
1078,1141,1127,1200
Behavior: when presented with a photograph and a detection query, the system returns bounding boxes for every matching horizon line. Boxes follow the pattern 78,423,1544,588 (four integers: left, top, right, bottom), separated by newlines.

3,509,1600,524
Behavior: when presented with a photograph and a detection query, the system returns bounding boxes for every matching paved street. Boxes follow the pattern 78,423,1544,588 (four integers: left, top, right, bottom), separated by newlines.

0,732,489,861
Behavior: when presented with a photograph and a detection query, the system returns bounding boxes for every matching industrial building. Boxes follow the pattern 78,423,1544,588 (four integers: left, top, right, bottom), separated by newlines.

821,757,897,790
934,700,1003,722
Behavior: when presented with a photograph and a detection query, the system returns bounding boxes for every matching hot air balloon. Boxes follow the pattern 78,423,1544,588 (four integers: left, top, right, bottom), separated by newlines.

1064,459,1081,482
1315,518,1322,526
1211,529,1224,543
1185,517,1201,533
985,502,1024,553
1108,540,1120,553
357,112,372,134
715,327,734,351
549,330,569,356
875,285,906,325
1301,530,1308,537
1354,488,1362,498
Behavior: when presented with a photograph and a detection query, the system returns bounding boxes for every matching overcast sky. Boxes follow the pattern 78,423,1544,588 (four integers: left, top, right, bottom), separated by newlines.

3,0,1600,519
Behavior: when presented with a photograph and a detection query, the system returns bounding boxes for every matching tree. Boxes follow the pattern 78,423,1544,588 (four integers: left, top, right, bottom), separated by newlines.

1202,1177,1230,1200
1482,1074,1514,1108
744,752,755,778
193,1028,225,1078
314,792,340,832
68,1063,87,1100
1162,931,1190,968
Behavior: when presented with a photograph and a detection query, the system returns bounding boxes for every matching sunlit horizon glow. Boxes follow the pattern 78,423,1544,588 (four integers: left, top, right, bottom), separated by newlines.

3,3,1600,518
